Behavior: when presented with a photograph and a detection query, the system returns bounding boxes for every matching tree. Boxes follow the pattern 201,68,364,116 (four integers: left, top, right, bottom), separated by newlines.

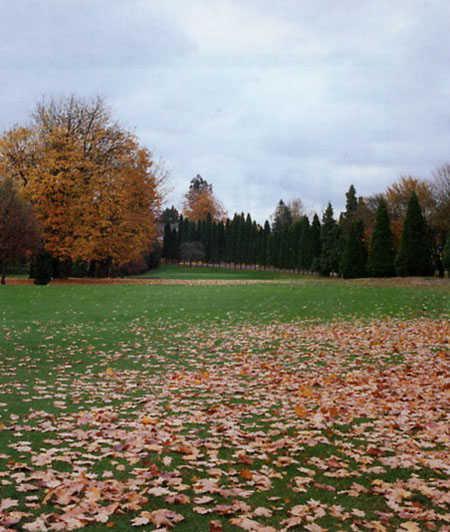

396,192,433,276
179,241,205,265
443,233,450,273
430,164,450,240
287,198,304,223
368,199,396,277
310,214,321,271
385,176,435,243
345,184,358,218
319,203,340,276
0,96,162,274
272,200,292,233
183,175,225,222
0,177,40,284
31,250,53,285
341,220,367,278
160,206,180,225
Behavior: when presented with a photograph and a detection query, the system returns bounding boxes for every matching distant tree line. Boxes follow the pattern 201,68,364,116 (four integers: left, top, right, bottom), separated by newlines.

162,175,450,278
1,96,450,283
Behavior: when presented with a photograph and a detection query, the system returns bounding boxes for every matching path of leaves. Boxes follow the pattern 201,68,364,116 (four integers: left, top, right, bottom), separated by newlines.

0,319,449,531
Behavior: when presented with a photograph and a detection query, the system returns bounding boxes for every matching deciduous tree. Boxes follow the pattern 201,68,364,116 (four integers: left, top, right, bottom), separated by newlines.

183,175,225,222
0,96,162,273
0,177,40,284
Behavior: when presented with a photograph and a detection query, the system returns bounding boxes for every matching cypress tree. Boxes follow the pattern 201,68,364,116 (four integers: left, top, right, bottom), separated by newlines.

341,219,367,278
298,216,312,270
368,199,395,277
310,214,321,272
319,203,340,276
345,184,358,217
396,192,433,276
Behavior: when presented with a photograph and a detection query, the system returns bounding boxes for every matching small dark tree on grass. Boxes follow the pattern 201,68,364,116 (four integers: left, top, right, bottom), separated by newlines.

396,192,433,276
368,199,396,277
0,177,40,284
31,250,53,285
179,241,205,266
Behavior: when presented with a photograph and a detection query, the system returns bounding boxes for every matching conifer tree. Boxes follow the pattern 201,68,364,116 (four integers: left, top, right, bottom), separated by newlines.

310,214,321,271
396,192,433,276
319,203,340,276
341,220,367,278
368,199,395,277
443,233,450,273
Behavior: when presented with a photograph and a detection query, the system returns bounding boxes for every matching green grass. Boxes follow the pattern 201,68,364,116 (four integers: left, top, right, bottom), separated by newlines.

134,263,303,280
0,279,448,530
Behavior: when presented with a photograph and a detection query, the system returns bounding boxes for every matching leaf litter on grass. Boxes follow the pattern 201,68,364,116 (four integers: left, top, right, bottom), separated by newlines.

0,318,448,531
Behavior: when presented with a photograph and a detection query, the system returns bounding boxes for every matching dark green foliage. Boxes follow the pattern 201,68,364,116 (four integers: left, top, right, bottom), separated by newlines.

272,200,292,233
319,203,340,276
160,206,180,225
341,220,367,278
396,192,434,276
345,184,358,217
368,199,396,277
443,233,450,272
31,250,53,285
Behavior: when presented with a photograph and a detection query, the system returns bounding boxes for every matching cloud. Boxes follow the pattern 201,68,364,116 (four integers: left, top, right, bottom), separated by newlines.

1,0,450,221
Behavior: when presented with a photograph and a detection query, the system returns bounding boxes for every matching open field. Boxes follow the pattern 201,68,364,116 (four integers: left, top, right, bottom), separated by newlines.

0,277,449,531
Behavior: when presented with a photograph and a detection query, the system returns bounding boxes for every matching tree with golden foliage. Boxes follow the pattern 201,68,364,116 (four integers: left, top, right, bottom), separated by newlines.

182,174,225,222
0,96,162,274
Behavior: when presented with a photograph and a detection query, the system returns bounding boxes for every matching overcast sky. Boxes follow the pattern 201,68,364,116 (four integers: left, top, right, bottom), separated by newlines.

1,1,449,221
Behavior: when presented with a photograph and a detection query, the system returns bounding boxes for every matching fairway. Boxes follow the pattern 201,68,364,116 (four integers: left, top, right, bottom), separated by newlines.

0,278,449,531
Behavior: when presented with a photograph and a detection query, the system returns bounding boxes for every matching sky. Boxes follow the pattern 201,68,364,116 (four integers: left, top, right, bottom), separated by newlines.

1,0,450,222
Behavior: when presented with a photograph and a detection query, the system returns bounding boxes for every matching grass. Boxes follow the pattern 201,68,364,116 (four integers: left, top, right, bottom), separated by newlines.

134,264,303,280
0,276,449,530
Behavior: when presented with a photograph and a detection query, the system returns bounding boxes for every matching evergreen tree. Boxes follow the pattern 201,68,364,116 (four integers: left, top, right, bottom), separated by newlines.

272,200,292,232
310,214,321,272
396,192,433,276
443,233,450,273
298,216,313,270
319,203,340,276
345,184,358,217
31,250,53,285
341,220,367,278
368,199,395,277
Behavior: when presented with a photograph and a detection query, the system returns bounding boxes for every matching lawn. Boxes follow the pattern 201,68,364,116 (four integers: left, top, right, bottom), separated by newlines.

0,277,448,531
135,264,304,280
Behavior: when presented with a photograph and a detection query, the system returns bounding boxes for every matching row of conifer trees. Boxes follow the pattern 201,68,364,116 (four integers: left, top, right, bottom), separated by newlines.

162,185,448,278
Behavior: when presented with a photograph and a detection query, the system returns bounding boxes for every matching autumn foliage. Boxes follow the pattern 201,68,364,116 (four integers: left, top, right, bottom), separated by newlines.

0,97,162,271
183,174,225,222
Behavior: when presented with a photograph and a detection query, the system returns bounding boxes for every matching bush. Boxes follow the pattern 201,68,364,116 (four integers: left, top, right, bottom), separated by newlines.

31,251,53,285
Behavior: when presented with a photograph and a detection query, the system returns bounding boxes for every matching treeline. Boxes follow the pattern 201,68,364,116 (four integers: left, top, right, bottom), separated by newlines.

163,180,450,278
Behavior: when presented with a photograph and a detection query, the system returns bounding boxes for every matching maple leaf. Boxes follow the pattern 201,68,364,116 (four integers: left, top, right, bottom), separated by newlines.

0,498,19,512
149,509,184,528
230,516,276,531
400,522,421,532
294,404,308,418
